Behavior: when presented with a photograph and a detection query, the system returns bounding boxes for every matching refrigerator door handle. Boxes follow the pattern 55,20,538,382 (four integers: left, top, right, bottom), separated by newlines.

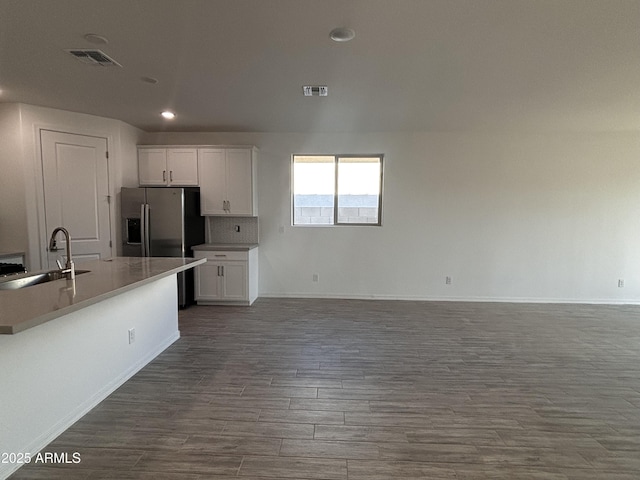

144,203,151,257
140,204,146,256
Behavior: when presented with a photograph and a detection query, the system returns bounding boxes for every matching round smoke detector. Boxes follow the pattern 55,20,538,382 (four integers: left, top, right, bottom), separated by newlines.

84,33,109,45
329,27,355,42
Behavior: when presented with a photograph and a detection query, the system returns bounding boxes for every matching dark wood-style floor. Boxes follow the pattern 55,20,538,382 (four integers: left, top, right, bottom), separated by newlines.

8,298,640,479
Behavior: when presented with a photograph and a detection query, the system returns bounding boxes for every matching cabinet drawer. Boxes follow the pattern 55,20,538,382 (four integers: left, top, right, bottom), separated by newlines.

194,250,248,261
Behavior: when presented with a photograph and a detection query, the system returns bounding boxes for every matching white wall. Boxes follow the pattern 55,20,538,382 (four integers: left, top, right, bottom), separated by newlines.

2,103,638,302
0,103,143,270
142,130,640,303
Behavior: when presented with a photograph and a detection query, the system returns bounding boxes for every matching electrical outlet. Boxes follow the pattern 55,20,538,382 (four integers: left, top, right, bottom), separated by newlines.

618,279,625,288
312,273,319,282
445,276,452,285
128,328,136,344
234,225,241,233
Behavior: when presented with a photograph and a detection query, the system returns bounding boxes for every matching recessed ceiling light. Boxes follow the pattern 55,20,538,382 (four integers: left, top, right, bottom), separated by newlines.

329,27,355,42
84,33,109,45
161,111,175,120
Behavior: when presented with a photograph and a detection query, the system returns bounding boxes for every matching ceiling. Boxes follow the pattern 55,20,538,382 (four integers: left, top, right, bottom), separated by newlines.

1,0,638,133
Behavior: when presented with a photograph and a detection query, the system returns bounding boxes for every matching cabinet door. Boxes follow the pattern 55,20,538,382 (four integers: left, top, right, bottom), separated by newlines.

198,149,227,215
195,261,222,300
226,149,254,215
139,149,167,186
167,148,198,186
220,261,248,300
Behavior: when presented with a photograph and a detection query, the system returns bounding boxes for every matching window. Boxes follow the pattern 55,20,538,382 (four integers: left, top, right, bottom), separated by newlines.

292,154,383,225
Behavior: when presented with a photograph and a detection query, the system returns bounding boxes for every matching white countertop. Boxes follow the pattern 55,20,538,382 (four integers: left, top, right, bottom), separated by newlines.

192,243,259,251
0,257,205,334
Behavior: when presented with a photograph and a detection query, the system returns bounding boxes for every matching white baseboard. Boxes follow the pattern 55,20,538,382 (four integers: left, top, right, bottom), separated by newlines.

258,292,640,305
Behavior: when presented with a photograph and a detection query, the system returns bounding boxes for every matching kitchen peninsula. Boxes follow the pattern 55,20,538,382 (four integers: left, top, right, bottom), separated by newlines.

0,257,204,334
0,257,204,479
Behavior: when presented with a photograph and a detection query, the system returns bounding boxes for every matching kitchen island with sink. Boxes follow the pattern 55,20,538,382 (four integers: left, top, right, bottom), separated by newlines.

0,256,205,334
0,257,205,479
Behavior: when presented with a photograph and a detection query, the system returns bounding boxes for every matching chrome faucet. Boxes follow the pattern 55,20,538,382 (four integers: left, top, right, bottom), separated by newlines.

48,227,75,280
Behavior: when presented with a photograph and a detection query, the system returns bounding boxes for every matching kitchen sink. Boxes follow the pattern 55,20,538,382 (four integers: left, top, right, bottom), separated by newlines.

0,269,90,290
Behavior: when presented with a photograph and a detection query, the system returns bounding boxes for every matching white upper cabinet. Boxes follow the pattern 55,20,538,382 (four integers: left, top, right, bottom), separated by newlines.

198,147,257,216
138,147,198,186
138,148,167,185
167,149,199,186
198,149,226,214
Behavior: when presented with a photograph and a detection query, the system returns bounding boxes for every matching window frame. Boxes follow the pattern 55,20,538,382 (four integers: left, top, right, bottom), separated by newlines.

291,153,384,227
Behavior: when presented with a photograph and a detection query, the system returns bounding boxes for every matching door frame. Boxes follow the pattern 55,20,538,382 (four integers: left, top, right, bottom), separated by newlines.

33,124,116,270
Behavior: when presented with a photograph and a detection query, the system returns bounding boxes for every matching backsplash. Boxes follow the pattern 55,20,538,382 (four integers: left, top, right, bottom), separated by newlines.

206,216,259,244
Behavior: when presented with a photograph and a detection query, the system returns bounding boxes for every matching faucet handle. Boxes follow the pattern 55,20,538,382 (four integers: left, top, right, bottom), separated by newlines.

56,259,63,269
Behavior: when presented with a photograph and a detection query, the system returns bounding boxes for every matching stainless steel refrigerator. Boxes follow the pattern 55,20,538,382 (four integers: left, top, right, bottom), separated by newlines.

121,187,205,308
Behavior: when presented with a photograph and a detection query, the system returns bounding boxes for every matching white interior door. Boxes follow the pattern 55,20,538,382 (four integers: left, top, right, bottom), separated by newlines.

41,130,111,268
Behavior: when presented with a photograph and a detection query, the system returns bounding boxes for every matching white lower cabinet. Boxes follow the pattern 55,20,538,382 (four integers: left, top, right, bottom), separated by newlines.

194,248,258,305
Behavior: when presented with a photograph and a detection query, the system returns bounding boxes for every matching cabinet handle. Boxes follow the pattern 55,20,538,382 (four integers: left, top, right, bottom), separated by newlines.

170,170,173,182
163,170,166,182
214,254,227,257
220,265,224,276
227,200,230,212
217,266,221,276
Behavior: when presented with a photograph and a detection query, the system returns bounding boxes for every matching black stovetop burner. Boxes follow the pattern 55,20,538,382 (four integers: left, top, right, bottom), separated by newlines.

0,262,26,276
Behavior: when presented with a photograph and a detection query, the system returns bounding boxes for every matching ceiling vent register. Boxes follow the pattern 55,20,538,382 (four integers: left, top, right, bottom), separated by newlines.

66,49,122,67
303,86,328,97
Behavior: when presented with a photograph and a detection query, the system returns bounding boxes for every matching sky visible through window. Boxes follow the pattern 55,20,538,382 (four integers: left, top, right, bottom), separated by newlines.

294,157,381,195
337,159,381,195
294,158,335,195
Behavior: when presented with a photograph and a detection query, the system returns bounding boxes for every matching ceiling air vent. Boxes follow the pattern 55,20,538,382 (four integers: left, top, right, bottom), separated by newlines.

66,49,122,67
302,86,328,97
